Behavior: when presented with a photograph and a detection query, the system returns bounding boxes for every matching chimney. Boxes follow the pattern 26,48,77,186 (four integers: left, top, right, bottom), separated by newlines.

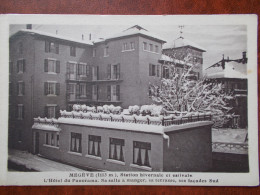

89,33,91,41
82,34,84,40
56,30,58,35
242,51,247,64
26,24,32,29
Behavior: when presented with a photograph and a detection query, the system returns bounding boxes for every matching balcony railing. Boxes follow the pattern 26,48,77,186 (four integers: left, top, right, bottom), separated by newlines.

60,111,212,127
66,73,123,82
212,142,248,154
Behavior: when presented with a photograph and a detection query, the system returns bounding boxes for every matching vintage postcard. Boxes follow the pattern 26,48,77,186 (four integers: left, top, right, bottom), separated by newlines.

0,14,258,186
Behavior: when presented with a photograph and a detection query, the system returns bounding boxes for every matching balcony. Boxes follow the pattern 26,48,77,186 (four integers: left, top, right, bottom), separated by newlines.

66,73,123,83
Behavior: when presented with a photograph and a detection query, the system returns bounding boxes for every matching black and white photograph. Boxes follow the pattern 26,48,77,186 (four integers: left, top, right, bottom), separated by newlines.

0,15,258,186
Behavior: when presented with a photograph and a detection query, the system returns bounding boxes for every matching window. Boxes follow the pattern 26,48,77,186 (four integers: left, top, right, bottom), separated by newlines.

46,105,56,118
143,42,147,50
44,82,60,96
68,83,75,94
79,83,87,97
149,44,153,52
155,45,159,53
133,141,151,167
44,59,60,73
149,64,156,76
17,104,24,120
130,42,135,50
107,85,111,101
45,132,59,147
108,85,120,101
162,66,170,79
45,133,49,145
122,43,128,51
104,46,109,57
92,85,99,100
17,59,26,73
157,65,160,77
51,133,55,146
70,46,76,57
107,64,111,80
70,133,82,153
45,41,59,54
78,64,89,76
109,138,125,162
17,81,25,96
18,42,23,54
92,66,99,80
112,64,120,80
93,49,96,57
88,135,101,157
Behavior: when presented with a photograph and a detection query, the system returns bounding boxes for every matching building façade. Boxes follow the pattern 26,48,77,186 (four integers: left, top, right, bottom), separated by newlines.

9,25,205,151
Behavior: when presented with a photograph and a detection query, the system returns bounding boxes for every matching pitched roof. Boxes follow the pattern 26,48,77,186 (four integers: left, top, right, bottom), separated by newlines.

159,54,193,66
206,61,247,79
10,29,93,45
94,25,166,43
163,37,206,52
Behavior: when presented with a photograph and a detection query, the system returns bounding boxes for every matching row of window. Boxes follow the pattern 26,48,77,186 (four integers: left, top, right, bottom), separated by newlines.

68,83,120,101
143,42,159,53
67,132,151,167
12,104,59,120
122,42,135,52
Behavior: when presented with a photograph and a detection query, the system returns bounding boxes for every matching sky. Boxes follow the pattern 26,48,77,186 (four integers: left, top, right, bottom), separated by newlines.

10,24,247,71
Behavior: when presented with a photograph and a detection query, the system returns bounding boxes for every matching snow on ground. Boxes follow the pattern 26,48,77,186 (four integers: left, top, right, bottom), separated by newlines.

212,128,248,143
8,149,84,172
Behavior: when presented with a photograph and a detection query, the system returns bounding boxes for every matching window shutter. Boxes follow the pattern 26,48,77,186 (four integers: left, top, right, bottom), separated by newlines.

157,65,160,77
56,61,60,73
117,64,120,79
66,62,70,79
55,105,60,118
45,41,49,53
22,105,25,119
44,82,48,95
23,59,26,72
22,82,25,95
55,44,59,54
107,85,111,101
56,83,60,95
116,85,120,101
44,106,48,118
107,64,111,80
96,66,99,80
149,64,152,76
44,59,48,72
76,64,79,76
76,84,80,99
97,85,99,100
